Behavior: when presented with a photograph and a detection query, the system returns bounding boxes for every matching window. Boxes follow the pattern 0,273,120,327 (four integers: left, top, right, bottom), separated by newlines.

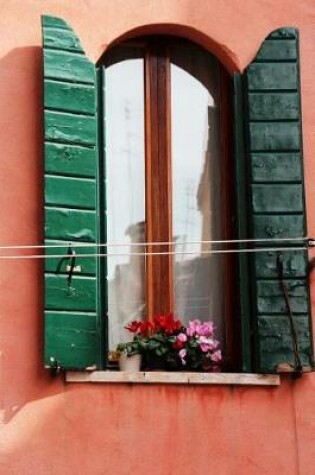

43,16,313,374
103,38,237,367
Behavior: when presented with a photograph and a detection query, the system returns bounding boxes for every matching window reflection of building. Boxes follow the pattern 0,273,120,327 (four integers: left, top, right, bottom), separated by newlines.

108,221,145,349
174,105,226,346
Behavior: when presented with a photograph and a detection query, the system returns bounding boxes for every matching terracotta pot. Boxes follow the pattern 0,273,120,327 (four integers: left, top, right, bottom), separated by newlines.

119,353,142,371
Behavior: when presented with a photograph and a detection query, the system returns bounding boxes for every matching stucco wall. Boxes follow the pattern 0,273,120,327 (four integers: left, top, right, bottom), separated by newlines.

0,1,314,474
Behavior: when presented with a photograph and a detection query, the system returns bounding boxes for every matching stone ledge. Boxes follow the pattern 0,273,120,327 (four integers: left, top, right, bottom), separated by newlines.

66,371,280,386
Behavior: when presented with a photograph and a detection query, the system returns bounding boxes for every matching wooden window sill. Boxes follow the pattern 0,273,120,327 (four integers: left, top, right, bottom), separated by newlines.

66,371,280,386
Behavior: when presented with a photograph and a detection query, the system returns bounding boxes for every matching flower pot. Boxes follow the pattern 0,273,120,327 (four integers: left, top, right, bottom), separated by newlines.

119,353,142,372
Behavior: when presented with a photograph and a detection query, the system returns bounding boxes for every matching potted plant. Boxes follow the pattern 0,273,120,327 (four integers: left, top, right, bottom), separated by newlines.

116,339,142,371
122,314,222,371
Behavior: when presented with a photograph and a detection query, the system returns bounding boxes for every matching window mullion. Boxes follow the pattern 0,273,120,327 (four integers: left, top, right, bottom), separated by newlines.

145,42,173,318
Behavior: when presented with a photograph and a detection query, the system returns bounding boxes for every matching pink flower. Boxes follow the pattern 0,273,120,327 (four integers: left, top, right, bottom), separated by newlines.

186,319,215,337
186,319,201,337
212,339,220,350
198,336,214,353
179,348,187,365
177,332,187,343
210,350,222,363
198,321,214,337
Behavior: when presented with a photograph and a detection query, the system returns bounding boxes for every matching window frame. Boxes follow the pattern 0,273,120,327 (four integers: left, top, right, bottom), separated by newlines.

102,36,240,370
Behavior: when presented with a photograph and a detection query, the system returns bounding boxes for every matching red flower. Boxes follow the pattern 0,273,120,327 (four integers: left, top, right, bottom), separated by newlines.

138,321,155,336
154,313,182,334
125,321,142,333
172,339,184,349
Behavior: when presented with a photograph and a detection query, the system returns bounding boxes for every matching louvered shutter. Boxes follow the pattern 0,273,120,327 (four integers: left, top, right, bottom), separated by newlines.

240,27,313,373
42,16,101,370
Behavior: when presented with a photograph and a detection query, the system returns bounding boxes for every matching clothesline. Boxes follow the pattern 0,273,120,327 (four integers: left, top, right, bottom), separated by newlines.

0,236,310,250
0,246,312,260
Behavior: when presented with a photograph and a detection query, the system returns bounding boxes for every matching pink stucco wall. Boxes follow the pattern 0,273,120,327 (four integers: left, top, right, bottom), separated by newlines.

0,1,314,474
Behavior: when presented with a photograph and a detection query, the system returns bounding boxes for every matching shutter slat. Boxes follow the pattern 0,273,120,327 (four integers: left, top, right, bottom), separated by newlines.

242,27,313,373
249,122,300,151
45,176,96,209
44,80,95,115
253,215,304,239
45,208,96,242
254,251,307,279
42,15,101,370
251,152,302,182
45,143,96,178
43,26,84,53
45,312,98,370
258,315,311,372
45,275,97,311
251,184,303,212
257,279,309,314
44,50,95,84
255,40,297,61
45,111,96,146
247,63,298,90
248,93,299,121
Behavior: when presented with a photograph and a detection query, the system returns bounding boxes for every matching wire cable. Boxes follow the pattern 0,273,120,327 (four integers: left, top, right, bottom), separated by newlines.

0,245,311,260
0,236,309,250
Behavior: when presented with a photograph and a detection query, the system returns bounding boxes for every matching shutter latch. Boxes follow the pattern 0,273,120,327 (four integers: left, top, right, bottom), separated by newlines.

55,244,79,288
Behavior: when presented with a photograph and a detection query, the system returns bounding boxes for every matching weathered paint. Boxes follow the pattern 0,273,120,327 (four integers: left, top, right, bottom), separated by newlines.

0,1,314,474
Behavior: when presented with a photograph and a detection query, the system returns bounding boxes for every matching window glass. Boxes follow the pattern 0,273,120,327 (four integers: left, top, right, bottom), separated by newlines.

170,44,226,344
105,47,146,350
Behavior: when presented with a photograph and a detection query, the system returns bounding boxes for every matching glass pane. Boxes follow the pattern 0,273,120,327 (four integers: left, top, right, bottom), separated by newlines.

171,44,226,345
104,47,145,351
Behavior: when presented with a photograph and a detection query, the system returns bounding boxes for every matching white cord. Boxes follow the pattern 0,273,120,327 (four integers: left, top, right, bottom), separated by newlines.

0,236,308,250
0,246,309,260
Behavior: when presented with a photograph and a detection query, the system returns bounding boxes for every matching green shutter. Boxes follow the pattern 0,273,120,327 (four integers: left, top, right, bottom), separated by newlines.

242,27,313,373
42,16,101,370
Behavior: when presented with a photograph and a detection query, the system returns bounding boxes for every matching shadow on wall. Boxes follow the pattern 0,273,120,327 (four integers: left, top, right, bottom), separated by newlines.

0,46,64,425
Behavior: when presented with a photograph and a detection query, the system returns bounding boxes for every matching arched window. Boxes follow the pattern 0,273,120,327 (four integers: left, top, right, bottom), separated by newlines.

103,38,237,362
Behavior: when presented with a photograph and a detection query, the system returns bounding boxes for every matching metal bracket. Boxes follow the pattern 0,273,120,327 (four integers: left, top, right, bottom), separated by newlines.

307,238,315,248
277,252,303,377
66,264,81,272
49,357,61,376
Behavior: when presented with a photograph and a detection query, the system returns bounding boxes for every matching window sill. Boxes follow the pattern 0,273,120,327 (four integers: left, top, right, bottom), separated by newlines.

66,371,280,386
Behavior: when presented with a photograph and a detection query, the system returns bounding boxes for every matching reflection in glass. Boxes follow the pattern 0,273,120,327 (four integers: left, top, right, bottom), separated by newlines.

104,48,146,351
171,44,226,345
